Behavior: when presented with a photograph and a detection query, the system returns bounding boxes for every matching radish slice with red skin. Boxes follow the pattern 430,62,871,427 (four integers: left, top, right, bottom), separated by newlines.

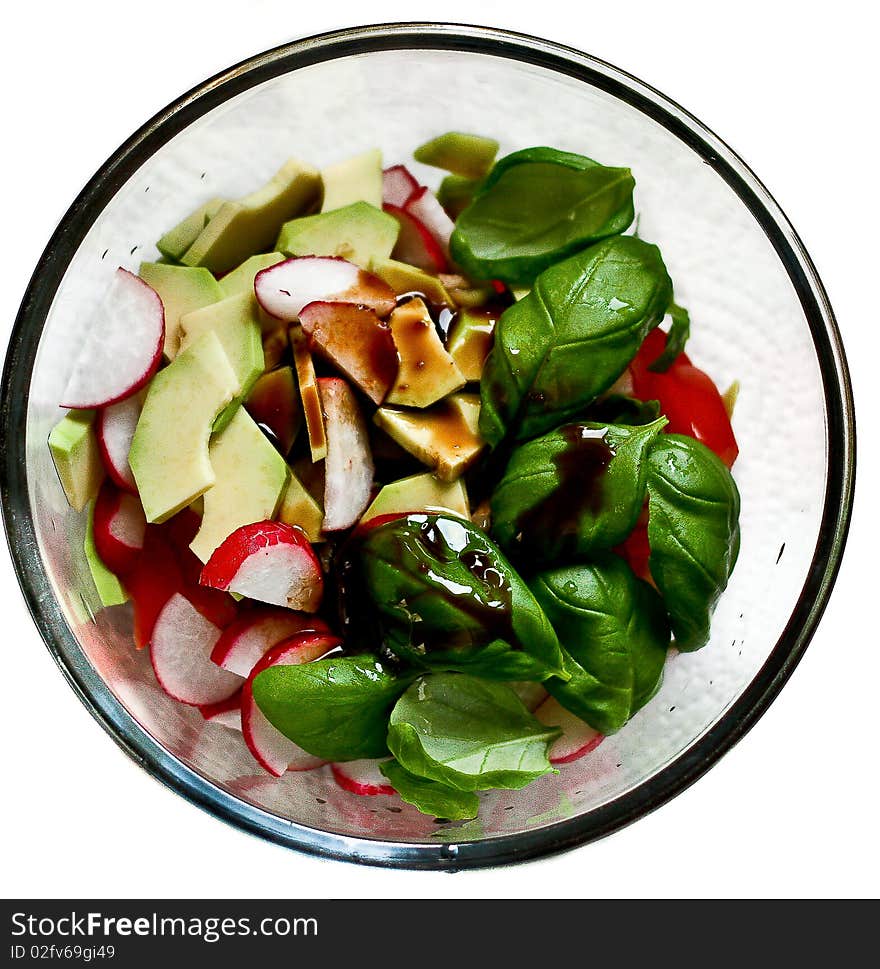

318,377,374,531
211,607,330,677
92,483,146,575
163,511,239,629
331,759,395,796
124,520,237,648
96,395,140,493
383,204,447,273
382,165,419,208
510,681,548,713
535,696,604,765
200,520,323,612
404,187,455,256
242,634,340,776
150,593,243,706
124,526,183,649
60,268,165,409
254,256,396,322
199,691,242,730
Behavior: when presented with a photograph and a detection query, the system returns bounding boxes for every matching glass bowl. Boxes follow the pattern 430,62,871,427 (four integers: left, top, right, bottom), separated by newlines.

0,23,855,870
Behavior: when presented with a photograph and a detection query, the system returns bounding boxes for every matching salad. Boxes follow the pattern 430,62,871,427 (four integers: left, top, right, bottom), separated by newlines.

48,132,740,821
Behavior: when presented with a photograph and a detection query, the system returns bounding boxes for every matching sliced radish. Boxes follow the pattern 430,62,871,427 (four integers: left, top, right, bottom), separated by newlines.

331,759,395,796
384,204,447,273
96,395,141,492
150,593,243,705
382,165,419,208
123,526,182,649
535,695,604,765
200,520,323,612
404,187,455,256
300,301,398,405
123,518,236,648
60,267,165,409
92,482,146,575
242,634,339,776
199,691,242,730
254,256,396,322
162,509,239,628
211,607,330,677
319,377,374,531
510,681,549,712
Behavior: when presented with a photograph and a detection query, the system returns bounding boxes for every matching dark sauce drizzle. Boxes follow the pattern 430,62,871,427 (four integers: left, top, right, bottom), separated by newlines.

513,425,614,557
404,516,515,650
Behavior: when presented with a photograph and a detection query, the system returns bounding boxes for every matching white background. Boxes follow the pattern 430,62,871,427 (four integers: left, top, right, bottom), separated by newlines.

1,1,876,899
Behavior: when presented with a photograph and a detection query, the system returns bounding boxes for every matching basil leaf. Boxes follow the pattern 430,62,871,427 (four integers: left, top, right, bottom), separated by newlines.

479,235,673,446
380,760,479,820
388,673,559,791
360,514,566,679
584,395,661,426
530,555,670,734
491,418,666,564
450,147,635,284
648,302,691,373
251,655,414,761
646,434,740,650
384,630,557,682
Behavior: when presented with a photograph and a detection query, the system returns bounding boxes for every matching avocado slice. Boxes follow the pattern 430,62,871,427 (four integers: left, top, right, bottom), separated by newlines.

374,393,484,481
369,258,453,308
218,252,285,298
447,307,497,382
84,499,128,607
138,262,224,359
277,469,323,542
386,298,465,408
361,472,470,525
439,273,494,309
189,408,290,563
156,196,225,261
414,132,499,179
178,292,265,432
48,410,104,512
181,159,321,274
129,330,239,523
276,201,398,268
262,325,289,370
320,149,383,212
437,175,481,219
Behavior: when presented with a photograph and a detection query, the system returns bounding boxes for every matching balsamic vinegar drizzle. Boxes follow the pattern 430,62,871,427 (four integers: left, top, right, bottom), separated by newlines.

404,516,516,651
513,424,614,555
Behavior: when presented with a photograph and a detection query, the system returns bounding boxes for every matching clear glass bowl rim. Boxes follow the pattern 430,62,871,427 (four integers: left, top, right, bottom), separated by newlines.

0,22,856,870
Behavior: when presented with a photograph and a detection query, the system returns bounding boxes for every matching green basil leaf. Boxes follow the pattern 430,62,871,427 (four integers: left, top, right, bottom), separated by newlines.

584,395,662,426
360,514,566,679
380,760,480,820
491,418,666,564
530,555,670,734
450,147,635,284
648,302,691,372
646,434,740,651
479,235,673,446
388,673,559,791
384,630,557,682
251,655,414,761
